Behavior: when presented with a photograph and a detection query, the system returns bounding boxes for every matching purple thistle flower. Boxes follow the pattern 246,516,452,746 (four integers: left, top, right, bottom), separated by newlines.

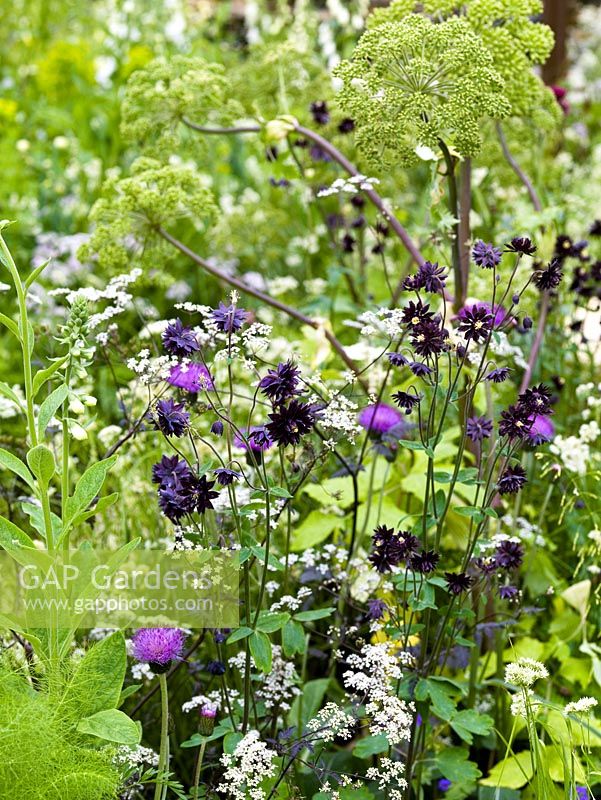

387,352,409,367
497,464,527,495
466,416,493,442
214,468,241,486
391,391,421,415
485,367,511,383
472,240,502,269
167,363,214,393
259,360,302,404
527,414,555,445
162,319,199,357
358,403,403,434
199,705,217,736
155,399,189,437
132,628,186,671
234,426,274,453
212,302,248,333
266,400,316,446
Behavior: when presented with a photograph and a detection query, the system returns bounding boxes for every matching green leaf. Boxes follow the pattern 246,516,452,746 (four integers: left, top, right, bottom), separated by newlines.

37,384,69,439
77,708,141,745
269,486,293,498
249,630,272,673
353,734,389,758
0,311,19,338
0,514,35,553
21,501,61,541
62,632,127,719
226,626,253,644
398,439,426,451
415,678,456,721
0,382,25,412
450,710,494,744
0,448,36,492
24,257,51,289
65,456,117,527
294,608,335,622
223,732,244,754
282,620,306,657
290,510,341,550
438,746,482,782
32,355,70,397
119,684,142,706
288,678,330,729
479,751,533,789
256,611,290,633
26,445,56,485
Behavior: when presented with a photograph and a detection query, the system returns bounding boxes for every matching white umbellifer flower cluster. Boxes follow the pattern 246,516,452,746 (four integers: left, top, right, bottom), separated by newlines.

307,702,355,742
510,689,536,718
256,646,300,711
217,730,278,800
366,758,408,800
126,349,178,385
114,744,159,768
54,267,142,334
579,420,600,442
356,307,406,339
317,394,362,442
270,587,312,612
317,174,380,197
182,693,221,714
505,657,549,688
550,434,591,475
564,696,598,715
343,643,413,745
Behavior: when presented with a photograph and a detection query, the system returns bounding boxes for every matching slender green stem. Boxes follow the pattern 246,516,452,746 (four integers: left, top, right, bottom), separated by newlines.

438,139,463,312
155,673,170,800
192,739,207,800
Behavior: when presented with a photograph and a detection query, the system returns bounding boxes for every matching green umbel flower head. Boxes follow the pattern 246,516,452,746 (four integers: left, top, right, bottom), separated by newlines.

334,14,510,167
121,56,244,155
79,158,216,274
369,1,557,125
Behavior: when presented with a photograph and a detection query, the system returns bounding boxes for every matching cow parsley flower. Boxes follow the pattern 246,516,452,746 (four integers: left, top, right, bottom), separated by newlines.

307,703,355,742
505,658,548,688
564,697,598,716
217,731,277,800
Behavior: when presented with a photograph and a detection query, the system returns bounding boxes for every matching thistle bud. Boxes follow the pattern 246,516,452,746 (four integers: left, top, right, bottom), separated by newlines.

199,706,217,737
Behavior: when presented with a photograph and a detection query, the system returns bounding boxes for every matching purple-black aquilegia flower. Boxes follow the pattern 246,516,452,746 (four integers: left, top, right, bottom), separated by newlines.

518,383,553,415
211,420,224,436
367,598,388,620
409,361,433,377
401,300,434,327
410,320,450,358
154,399,189,437
444,572,473,594
212,302,248,333
498,404,531,440
457,305,493,343
466,416,493,442
207,659,226,675
234,426,273,453
495,539,524,569
387,352,409,367
132,628,186,672
310,100,330,125
485,367,511,383
369,525,405,573
152,455,192,489
168,362,214,392
497,464,527,495
338,117,355,134
499,585,519,600
472,240,502,269
213,468,241,486
162,319,199,357
415,261,448,293
410,549,440,573
505,237,536,256
259,360,302,404
266,400,316,446
358,403,403,434
391,391,421,415
534,259,563,291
